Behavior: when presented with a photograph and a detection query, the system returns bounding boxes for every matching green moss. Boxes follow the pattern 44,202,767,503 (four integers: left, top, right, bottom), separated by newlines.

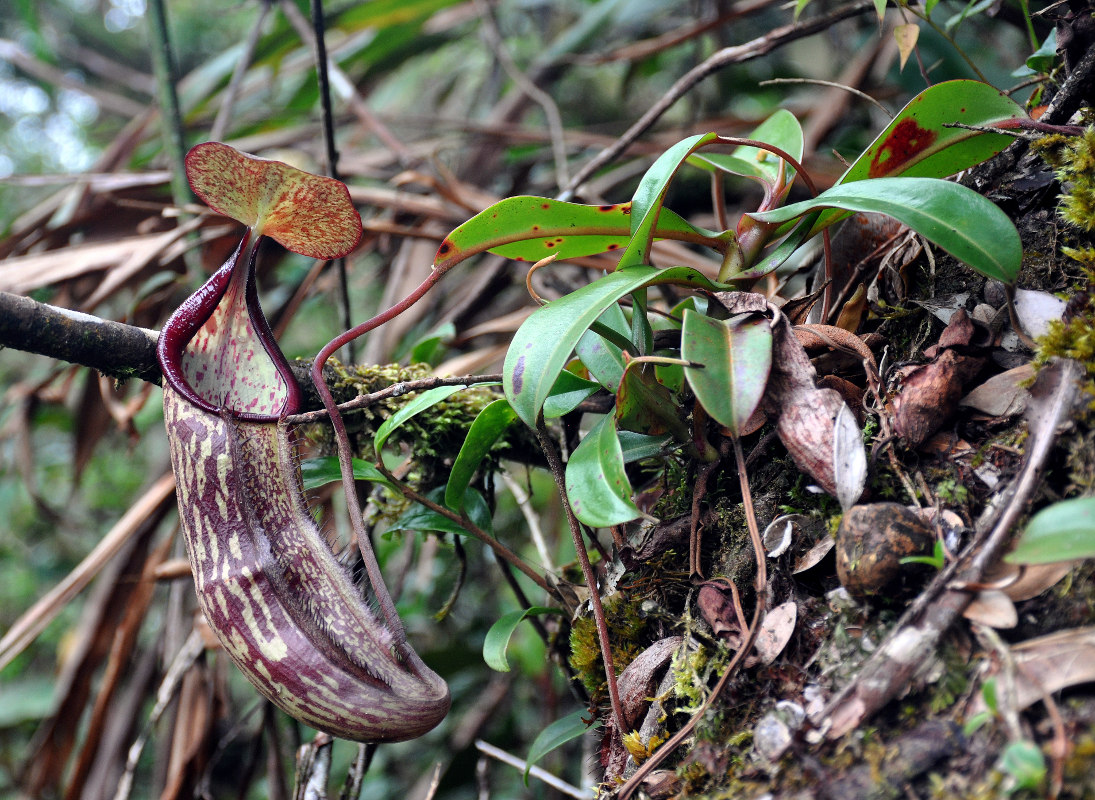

320,360,504,476
568,595,649,702
1034,128,1095,232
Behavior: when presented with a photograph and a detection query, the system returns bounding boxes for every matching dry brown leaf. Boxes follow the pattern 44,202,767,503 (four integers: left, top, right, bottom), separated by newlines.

1013,288,1066,339
793,536,835,574
980,560,1074,602
617,637,684,728
835,283,867,333
0,229,191,295
698,582,748,646
895,24,920,70
749,601,797,666
970,627,1095,716
962,589,1018,629
0,472,176,671
833,402,867,511
960,363,1035,418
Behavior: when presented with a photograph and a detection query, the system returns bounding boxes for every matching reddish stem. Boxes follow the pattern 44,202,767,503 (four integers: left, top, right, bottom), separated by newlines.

307,268,448,643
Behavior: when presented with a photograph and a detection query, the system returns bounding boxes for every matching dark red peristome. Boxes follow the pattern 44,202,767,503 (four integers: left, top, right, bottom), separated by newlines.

157,233,302,421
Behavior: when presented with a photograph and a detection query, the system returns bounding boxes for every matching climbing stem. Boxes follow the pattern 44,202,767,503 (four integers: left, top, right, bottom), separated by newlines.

616,434,767,800
534,420,628,739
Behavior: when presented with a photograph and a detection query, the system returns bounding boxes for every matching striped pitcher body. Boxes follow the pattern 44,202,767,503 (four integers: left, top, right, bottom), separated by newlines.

164,385,450,742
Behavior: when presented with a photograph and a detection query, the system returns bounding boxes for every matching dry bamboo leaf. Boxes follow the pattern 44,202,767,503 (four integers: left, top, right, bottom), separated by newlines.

833,402,867,511
0,229,192,295
979,560,1074,602
1013,288,1066,339
0,472,176,671
763,514,804,558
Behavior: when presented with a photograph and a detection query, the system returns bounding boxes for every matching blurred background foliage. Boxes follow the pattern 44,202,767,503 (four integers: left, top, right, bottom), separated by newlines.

0,0,1049,797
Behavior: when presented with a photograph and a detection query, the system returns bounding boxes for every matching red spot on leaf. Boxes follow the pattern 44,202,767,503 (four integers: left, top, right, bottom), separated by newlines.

868,118,938,178
599,204,616,212
607,243,620,250
511,356,525,394
436,240,453,257
541,203,550,209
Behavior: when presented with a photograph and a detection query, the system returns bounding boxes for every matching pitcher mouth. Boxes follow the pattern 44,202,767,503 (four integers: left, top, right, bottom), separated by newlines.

157,232,302,421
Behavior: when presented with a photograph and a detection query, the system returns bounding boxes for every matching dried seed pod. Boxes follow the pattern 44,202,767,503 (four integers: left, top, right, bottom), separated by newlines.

835,503,935,598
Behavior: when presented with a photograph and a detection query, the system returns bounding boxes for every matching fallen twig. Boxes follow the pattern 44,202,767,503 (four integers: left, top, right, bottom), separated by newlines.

820,359,1083,740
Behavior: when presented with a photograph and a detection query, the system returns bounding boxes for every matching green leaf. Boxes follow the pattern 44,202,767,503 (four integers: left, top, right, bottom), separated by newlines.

872,0,887,21
445,399,518,511
504,266,722,427
1005,496,1095,565
433,196,714,270
999,740,1046,791
483,607,561,672
727,214,820,281
682,311,773,436
300,456,398,492
688,109,804,188
804,80,1025,235
374,384,465,453
543,370,601,418
620,133,719,268
525,710,598,783
944,0,995,33
618,431,673,462
1014,29,1057,77
749,177,1021,284
616,362,690,441
185,142,362,260
564,414,640,527
576,301,631,390
982,676,998,714
838,80,1025,185
386,486,493,536
409,322,455,365
962,710,993,737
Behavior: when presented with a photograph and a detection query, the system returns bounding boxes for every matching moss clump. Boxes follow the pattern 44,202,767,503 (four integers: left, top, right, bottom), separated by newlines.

569,595,649,702
325,360,502,467
1034,127,1095,232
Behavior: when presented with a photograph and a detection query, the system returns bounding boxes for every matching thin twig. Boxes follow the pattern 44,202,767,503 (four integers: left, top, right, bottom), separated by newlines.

559,0,875,200
279,0,417,166
473,0,570,189
284,374,501,424
760,77,892,118
337,744,376,800
113,630,205,800
822,359,1082,739
535,420,628,739
475,739,594,799
616,435,767,799
210,1,272,141
144,0,199,276
374,461,551,593
305,0,355,363
144,0,190,202
501,471,556,573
